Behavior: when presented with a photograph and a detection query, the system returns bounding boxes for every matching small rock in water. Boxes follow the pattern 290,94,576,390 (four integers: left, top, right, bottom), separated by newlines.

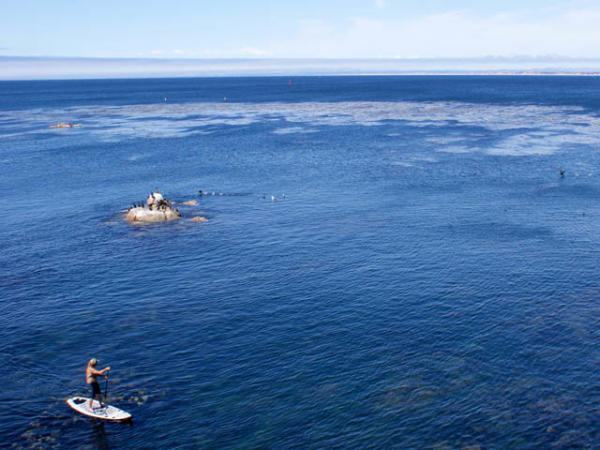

182,200,198,206
125,190,182,223
190,216,207,223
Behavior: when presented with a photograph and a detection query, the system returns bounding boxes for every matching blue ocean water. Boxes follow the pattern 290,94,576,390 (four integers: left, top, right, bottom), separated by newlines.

2,76,600,448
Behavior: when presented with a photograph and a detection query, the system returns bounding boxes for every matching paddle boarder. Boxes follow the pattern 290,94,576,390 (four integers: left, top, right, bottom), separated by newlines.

86,358,110,409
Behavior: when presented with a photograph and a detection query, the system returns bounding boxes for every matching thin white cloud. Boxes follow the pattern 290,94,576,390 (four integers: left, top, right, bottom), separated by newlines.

238,47,271,57
275,6,600,58
375,0,386,8
298,19,335,38
198,47,271,58
129,47,272,59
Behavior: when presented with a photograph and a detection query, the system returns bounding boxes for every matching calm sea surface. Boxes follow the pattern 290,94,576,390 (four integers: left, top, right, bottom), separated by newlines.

2,76,600,448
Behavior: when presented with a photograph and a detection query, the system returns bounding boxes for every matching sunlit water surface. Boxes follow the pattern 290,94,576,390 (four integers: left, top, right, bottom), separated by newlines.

2,76,600,448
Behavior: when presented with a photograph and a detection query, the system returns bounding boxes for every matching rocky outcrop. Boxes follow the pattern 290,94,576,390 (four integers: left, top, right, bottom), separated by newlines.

125,190,182,224
126,207,181,223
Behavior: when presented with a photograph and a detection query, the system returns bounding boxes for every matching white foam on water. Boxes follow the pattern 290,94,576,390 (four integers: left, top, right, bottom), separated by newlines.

426,136,467,145
437,146,474,154
3,101,600,156
412,156,439,163
486,134,560,156
390,161,415,167
272,126,317,135
125,154,147,162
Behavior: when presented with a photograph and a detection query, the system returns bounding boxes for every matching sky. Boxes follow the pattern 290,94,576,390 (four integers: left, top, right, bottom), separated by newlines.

3,0,600,59
2,1,600,78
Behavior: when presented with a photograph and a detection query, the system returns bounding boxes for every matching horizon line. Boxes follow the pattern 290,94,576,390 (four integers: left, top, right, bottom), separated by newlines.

2,56,600,81
2,73,600,83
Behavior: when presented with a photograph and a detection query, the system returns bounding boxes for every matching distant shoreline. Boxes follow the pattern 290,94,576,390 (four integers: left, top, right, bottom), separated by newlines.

2,56,600,80
1,73,599,82
305,72,600,76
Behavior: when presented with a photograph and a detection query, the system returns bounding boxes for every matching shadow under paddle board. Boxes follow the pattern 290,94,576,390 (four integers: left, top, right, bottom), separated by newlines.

66,396,132,421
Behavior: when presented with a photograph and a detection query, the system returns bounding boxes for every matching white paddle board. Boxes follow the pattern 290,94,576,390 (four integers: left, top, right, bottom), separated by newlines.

66,396,132,421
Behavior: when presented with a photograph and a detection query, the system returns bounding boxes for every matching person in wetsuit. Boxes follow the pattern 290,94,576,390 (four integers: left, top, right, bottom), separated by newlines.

86,358,110,409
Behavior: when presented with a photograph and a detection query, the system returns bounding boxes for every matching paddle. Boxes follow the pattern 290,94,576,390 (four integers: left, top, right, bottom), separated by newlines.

104,371,110,403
